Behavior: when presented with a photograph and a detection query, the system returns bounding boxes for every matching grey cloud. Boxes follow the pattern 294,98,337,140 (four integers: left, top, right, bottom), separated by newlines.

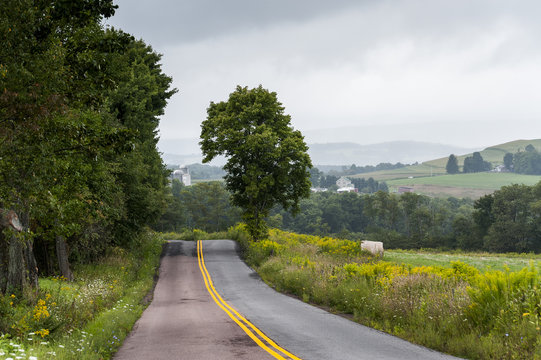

107,0,366,47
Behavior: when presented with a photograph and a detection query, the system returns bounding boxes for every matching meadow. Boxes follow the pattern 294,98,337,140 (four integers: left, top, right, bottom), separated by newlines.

0,231,163,360
225,226,541,360
384,172,541,198
386,249,541,272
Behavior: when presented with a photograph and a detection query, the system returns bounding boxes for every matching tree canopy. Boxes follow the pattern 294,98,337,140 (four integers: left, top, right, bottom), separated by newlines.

446,154,459,174
0,0,175,293
200,85,312,239
463,152,492,173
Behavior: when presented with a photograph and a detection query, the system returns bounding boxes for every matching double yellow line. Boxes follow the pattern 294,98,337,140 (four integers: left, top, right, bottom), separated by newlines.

196,240,301,360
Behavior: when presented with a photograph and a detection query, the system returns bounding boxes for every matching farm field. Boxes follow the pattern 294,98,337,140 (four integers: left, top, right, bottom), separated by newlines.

351,139,541,184
349,163,446,181
387,172,541,190
385,250,541,272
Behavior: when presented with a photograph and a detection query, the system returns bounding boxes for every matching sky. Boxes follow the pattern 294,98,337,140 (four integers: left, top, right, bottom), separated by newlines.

106,0,541,152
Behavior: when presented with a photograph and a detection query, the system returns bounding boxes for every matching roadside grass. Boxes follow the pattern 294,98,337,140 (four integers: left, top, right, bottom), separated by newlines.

0,230,163,360
226,226,541,360
161,229,228,241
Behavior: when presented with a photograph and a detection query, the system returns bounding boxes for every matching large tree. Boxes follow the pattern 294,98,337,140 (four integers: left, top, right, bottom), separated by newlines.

200,85,312,239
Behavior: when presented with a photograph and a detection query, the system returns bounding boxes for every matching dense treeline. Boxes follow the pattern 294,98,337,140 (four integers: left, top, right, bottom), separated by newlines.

474,182,541,252
278,187,538,252
156,177,541,253
271,191,475,249
155,180,241,233
272,181,541,253
505,144,541,175
0,0,175,294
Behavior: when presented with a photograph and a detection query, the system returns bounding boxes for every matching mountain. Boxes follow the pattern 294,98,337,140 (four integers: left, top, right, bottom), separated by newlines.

158,137,477,167
307,141,478,166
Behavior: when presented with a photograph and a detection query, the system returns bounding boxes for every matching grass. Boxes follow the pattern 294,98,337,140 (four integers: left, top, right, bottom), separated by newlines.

0,230,164,360
387,172,541,190
385,250,541,272
349,163,446,181
227,226,541,360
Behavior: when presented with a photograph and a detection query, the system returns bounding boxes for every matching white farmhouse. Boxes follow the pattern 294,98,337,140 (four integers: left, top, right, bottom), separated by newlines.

336,177,356,193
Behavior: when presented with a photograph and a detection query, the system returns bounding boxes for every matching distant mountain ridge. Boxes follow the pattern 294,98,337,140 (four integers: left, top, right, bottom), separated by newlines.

307,141,478,166
160,138,477,166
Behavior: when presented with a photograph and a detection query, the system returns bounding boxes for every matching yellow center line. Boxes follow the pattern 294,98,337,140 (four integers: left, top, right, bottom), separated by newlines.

197,240,301,360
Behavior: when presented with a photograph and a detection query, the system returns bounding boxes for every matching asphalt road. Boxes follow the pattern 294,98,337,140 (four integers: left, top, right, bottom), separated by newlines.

202,240,461,360
116,240,462,360
114,240,274,360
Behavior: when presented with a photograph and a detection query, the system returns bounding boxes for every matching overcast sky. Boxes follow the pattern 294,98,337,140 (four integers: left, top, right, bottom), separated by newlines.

106,0,541,150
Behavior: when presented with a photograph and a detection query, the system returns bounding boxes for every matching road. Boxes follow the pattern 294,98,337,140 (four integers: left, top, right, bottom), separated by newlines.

116,240,461,360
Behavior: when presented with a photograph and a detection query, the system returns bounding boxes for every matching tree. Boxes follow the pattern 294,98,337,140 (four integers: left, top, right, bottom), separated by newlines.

463,152,491,173
200,85,312,240
446,154,459,174
503,152,514,171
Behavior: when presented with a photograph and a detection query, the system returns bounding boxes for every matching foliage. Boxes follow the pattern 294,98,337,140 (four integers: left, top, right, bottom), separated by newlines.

270,191,475,250
0,230,163,359
463,152,492,173
504,152,514,171
231,227,541,359
0,0,175,292
154,181,241,233
513,147,541,175
200,85,312,240
446,154,459,174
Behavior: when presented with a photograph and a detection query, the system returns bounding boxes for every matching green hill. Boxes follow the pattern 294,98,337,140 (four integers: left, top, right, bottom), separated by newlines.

424,139,541,169
349,139,541,198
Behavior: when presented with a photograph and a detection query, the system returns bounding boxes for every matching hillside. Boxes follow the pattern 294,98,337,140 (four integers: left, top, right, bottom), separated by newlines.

424,139,541,169
350,139,541,198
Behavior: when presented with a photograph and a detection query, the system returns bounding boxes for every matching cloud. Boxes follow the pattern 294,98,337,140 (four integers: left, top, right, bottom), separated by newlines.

107,0,541,147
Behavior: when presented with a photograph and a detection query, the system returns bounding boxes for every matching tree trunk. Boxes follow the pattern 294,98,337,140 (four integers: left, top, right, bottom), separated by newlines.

56,235,73,281
7,236,26,293
0,230,8,293
0,209,39,294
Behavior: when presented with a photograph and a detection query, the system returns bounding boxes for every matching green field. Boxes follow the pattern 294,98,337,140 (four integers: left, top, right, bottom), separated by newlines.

385,250,541,272
387,172,541,190
350,163,447,181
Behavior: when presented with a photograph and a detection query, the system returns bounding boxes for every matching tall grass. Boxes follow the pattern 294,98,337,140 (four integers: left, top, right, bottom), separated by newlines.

0,230,163,360
226,225,541,359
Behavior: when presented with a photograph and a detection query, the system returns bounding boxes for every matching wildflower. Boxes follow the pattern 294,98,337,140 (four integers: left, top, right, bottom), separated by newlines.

522,312,530,317
58,345,64,348
35,329,49,338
